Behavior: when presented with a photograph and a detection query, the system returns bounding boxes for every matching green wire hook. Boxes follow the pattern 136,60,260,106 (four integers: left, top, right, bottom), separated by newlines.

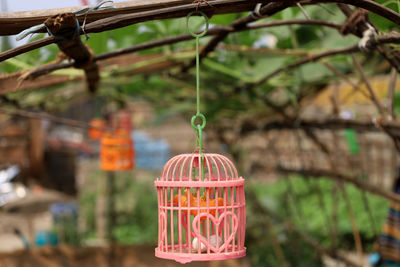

186,11,209,180
186,11,208,142
186,11,209,38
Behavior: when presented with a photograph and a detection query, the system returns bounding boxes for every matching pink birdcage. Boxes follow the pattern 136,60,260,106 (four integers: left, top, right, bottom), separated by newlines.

154,152,246,264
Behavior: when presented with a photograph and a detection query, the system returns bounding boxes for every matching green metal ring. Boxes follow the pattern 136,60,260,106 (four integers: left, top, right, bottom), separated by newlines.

191,113,206,130
186,11,209,38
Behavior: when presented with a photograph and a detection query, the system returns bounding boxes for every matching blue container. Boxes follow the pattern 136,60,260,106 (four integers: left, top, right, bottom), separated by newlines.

34,231,58,247
50,203,78,220
132,131,170,170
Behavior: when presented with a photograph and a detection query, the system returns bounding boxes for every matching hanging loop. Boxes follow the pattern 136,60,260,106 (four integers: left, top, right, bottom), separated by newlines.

186,11,209,38
191,113,206,131
187,10,207,152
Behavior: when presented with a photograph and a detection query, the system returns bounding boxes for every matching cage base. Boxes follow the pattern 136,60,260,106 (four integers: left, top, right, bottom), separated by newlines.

155,248,246,264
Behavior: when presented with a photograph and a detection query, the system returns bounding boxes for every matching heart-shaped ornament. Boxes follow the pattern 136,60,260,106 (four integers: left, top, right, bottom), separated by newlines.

192,211,238,253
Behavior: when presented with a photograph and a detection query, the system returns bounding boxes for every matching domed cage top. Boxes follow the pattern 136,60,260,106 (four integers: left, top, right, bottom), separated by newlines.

159,153,240,182
155,153,246,264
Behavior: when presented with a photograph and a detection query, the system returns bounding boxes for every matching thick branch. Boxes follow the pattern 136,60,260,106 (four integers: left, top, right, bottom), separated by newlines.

44,13,99,93
0,0,266,36
1,0,399,36
0,19,340,63
0,37,55,63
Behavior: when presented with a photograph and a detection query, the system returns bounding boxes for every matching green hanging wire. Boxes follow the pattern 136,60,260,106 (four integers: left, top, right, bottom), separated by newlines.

186,11,209,180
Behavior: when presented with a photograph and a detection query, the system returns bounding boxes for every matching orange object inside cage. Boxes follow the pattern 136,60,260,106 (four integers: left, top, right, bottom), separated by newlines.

88,118,107,140
100,130,134,171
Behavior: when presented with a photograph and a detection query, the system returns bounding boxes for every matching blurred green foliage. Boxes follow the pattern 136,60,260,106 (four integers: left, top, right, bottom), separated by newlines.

79,167,158,245
244,177,390,266
394,92,400,115
251,177,389,249
114,176,158,244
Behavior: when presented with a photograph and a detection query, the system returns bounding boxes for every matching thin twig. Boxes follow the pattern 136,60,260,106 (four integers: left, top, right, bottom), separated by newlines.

296,3,311,20
328,86,364,260
240,117,400,136
219,44,309,56
295,130,335,242
0,107,111,131
351,53,386,114
338,183,365,264
322,61,371,99
253,32,400,88
388,67,397,119
329,92,365,261
265,215,290,267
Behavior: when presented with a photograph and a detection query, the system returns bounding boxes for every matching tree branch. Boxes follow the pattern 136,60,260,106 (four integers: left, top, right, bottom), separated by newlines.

388,67,397,119
252,32,400,87
0,20,340,63
0,107,97,129
180,2,293,72
240,117,400,135
277,166,400,204
44,13,99,93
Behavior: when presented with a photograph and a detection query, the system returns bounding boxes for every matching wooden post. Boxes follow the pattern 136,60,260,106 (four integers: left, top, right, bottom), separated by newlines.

29,118,44,182
106,171,116,267
96,173,107,241
106,171,116,242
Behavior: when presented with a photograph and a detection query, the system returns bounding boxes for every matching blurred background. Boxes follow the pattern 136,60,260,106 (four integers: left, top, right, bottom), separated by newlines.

0,0,400,266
